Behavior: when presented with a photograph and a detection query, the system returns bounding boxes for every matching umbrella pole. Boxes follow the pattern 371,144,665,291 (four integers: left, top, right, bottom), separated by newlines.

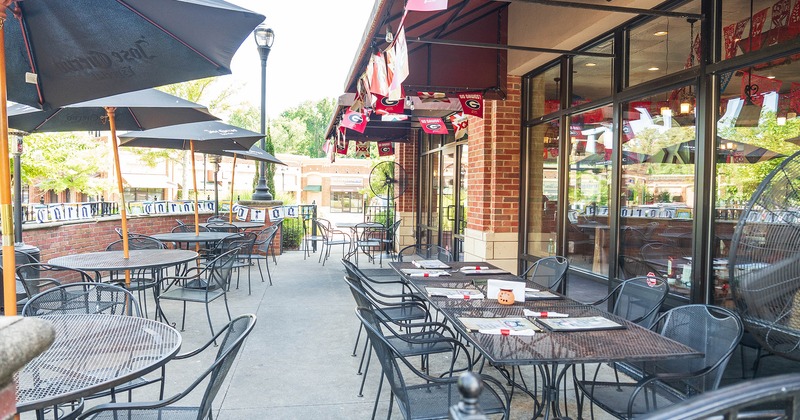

0,19,18,315
105,107,131,286
229,154,237,222
190,141,200,243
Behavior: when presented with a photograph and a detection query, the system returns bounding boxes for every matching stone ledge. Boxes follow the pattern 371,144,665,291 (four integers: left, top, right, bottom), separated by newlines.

0,317,54,386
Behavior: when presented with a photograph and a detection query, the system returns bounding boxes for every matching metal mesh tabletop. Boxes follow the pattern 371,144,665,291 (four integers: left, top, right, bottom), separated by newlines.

199,221,264,230
49,249,198,271
16,314,182,412
442,305,699,365
150,232,236,243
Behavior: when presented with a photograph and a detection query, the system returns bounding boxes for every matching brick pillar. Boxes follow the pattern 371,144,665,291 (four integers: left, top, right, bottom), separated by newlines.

464,76,521,272
396,131,418,250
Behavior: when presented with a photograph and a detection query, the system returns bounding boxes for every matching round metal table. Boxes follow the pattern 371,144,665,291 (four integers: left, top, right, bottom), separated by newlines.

49,249,199,271
200,221,265,230
16,314,182,413
150,232,238,246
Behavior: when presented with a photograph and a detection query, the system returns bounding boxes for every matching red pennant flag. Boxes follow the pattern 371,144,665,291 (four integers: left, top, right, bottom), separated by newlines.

375,95,405,114
388,26,408,100
457,92,484,118
419,117,448,135
406,0,448,11
341,110,368,133
336,130,349,155
449,113,468,140
369,53,390,97
354,141,370,159
378,141,395,157
768,0,791,46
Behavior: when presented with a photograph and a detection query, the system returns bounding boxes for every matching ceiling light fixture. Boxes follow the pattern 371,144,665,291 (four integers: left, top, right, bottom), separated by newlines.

654,31,668,36
648,67,660,71
585,62,597,67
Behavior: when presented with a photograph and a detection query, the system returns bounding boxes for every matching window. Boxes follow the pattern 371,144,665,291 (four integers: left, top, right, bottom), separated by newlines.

573,38,613,103
330,191,363,213
528,64,562,120
526,120,560,258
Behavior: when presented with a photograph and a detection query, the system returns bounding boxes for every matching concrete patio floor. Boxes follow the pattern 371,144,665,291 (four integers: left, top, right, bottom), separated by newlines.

22,247,800,419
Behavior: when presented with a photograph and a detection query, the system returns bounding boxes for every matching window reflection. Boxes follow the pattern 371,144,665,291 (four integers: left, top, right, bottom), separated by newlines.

620,92,695,298
527,121,559,258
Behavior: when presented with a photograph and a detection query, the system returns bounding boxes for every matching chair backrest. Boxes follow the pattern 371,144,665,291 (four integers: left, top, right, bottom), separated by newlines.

22,282,141,317
523,256,569,292
398,244,453,262
172,224,210,233
355,307,414,418
114,227,125,238
618,255,665,279
207,216,227,222
196,314,257,420
651,304,743,394
206,222,238,233
256,224,281,252
609,276,669,327
16,263,96,298
106,235,165,251
206,249,239,291
355,222,384,244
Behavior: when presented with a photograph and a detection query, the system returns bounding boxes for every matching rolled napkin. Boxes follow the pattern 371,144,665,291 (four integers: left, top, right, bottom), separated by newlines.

524,309,569,318
478,329,536,336
524,287,540,292
409,272,450,278
447,293,484,300
461,266,491,272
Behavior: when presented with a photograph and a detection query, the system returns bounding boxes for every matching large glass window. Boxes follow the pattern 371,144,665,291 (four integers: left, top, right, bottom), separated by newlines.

566,105,613,275
720,0,800,62
330,191,363,213
526,120,559,258
620,88,696,299
528,64,562,120
713,60,800,307
627,1,701,86
573,38,613,103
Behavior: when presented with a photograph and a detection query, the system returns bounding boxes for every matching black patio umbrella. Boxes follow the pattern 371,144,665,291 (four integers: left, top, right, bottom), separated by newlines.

646,140,785,164
215,145,285,222
7,89,218,275
119,121,264,232
0,0,263,314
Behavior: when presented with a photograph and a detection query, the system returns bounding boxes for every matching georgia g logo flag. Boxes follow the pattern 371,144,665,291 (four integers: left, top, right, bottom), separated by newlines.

419,117,449,135
457,92,483,118
375,94,405,115
406,0,448,11
341,110,368,133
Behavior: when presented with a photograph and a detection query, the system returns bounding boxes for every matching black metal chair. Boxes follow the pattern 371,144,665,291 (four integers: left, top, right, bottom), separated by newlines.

301,216,326,260
241,222,281,286
354,222,386,267
157,249,237,341
520,256,569,294
642,372,800,420
22,282,141,317
316,219,351,266
2,249,41,313
574,305,743,419
205,221,238,233
206,215,228,222
618,255,665,279
105,235,166,318
381,219,402,261
356,308,510,419
16,263,99,312
398,244,453,262
77,314,257,420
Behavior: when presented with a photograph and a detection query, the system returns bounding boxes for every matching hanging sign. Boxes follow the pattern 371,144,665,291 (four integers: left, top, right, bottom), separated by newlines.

419,117,449,134
269,206,286,222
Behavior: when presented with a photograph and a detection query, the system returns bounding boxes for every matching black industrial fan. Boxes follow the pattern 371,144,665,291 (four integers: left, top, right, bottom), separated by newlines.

729,150,800,361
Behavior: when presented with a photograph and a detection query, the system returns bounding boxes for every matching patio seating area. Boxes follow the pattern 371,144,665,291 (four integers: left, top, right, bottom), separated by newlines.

9,240,798,419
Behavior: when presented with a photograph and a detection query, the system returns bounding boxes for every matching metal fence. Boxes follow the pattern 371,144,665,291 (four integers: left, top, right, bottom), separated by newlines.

279,204,316,252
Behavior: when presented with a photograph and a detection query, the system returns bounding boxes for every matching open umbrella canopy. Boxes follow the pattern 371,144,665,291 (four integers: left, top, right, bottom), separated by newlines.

7,89,217,132
218,144,285,165
646,140,785,164
4,0,264,109
118,121,263,153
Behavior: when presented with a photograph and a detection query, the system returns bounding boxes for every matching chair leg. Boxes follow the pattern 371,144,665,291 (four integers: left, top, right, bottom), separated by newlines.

359,348,372,397
352,324,363,357
371,372,384,420
205,302,216,344
255,257,265,283
265,256,273,286
180,301,187,331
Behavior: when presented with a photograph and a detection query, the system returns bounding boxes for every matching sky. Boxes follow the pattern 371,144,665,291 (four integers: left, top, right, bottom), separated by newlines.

217,0,375,118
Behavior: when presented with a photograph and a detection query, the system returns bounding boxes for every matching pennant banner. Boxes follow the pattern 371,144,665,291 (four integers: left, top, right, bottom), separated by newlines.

449,113,469,140
354,141,370,158
375,95,405,114
341,110,368,133
418,91,449,103
406,0,448,11
269,206,286,222
369,52,390,97
457,92,484,118
378,141,395,156
419,117,449,135
388,26,408,100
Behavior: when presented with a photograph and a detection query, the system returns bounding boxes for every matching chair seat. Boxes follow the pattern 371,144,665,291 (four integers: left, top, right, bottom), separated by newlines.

159,287,225,303
83,406,202,419
378,305,427,322
576,380,686,417
327,239,350,246
402,380,506,419
386,331,453,357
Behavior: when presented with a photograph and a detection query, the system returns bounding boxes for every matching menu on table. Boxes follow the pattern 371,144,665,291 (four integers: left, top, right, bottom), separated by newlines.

536,316,625,332
426,287,485,299
458,317,541,335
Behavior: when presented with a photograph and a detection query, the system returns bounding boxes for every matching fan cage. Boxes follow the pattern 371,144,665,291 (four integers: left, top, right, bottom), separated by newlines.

729,150,800,360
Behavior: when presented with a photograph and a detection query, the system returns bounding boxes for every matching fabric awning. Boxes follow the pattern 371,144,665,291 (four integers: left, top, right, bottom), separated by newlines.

303,185,323,192
122,174,177,189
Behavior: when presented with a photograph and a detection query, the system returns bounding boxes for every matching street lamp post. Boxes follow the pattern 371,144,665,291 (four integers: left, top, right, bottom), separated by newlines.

252,24,275,201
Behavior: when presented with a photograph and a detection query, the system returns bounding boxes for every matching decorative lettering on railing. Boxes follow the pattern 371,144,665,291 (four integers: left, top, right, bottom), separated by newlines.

230,204,301,223
21,200,216,224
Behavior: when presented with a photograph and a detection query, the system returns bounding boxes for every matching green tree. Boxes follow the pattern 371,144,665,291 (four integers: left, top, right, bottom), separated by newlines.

268,98,336,158
21,132,109,197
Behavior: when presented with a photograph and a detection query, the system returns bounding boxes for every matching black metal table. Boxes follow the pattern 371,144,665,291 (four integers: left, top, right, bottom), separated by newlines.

150,231,237,246
16,314,181,414
389,261,700,419
49,249,199,272
199,221,265,231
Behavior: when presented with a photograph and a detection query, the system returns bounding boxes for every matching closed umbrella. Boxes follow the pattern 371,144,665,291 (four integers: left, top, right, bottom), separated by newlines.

215,145,285,222
119,121,264,235
0,0,264,315
646,140,785,164
7,89,218,286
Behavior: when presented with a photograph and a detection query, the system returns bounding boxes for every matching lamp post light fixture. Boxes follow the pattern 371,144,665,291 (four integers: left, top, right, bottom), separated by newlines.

252,23,275,201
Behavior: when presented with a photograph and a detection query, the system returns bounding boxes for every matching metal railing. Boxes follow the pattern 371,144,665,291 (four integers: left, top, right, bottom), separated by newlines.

21,200,216,224
279,204,316,252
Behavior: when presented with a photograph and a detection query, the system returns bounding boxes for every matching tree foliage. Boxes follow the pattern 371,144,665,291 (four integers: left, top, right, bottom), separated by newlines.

21,132,109,197
268,98,336,158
